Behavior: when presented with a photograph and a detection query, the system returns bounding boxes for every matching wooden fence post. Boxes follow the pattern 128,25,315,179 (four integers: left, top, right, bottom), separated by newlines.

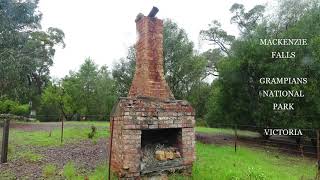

1,119,10,163
299,135,304,158
108,117,115,180
234,124,238,153
317,129,320,178
61,115,64,144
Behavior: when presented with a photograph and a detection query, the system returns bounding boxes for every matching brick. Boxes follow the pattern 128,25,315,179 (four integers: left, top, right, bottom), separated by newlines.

109,14,195,179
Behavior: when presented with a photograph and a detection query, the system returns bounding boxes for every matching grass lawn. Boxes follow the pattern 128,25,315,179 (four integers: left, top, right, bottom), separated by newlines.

2,121,317,179
190,143,315,180
196,126,260,138
39,143,316,180
10,121,109,146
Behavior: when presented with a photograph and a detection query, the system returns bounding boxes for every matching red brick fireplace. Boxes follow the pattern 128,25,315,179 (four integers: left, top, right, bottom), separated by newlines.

109,7,195,179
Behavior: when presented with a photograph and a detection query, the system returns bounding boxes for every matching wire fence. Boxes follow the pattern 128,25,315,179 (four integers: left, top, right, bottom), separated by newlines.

0,119,3,161
25,114,110,122
196,123,320,178
196,123,319,158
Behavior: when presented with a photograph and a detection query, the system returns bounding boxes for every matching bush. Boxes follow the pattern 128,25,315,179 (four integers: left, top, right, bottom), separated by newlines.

196,118,209,127
0,99,17,113
11,104,29,116
0,99,29,116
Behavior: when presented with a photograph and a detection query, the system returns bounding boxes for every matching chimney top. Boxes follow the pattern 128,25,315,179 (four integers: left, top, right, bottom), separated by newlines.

148,6,159,17
135,6,159,23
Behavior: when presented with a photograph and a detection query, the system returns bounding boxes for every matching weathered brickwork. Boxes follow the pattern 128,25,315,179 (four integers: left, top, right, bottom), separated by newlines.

128,16,174,100
110,98,195,178
110,14,195,179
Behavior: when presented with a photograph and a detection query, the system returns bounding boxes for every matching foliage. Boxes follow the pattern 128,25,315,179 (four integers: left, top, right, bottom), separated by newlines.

0,0,65,105
112,46,136,97
39,58,116,121
0,99,29,116
203,1,320,129
163,20,207,100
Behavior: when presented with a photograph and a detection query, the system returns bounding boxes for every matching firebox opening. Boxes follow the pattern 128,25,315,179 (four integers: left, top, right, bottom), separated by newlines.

141,128,183,173
141,128,181,148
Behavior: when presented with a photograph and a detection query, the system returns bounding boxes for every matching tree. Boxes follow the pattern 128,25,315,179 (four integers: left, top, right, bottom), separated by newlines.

95,65,117,119
40,58,116,121
229,3,265,34
112,46,136,97
204,2,320,131
0,0,65,105
200,21,235,56
163,20,207,99
40,81,72,121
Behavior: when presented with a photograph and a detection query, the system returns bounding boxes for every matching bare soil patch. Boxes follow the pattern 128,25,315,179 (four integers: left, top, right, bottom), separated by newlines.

0,138,108,179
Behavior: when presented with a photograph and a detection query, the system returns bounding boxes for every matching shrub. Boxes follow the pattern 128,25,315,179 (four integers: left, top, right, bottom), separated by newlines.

0,99,29,116
43,164,57,178
88,125,97,139
11,104,29,116
63,162,77,179
0,99,18,114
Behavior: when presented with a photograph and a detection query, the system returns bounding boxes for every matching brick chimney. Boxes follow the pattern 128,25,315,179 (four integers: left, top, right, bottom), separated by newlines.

128,15,174,100
109,8,195,179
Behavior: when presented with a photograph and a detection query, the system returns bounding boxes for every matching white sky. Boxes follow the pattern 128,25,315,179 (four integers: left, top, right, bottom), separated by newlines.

38,0,275,78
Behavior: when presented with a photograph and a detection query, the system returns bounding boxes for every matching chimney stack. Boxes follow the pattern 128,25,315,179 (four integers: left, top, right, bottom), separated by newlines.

128,9,174,100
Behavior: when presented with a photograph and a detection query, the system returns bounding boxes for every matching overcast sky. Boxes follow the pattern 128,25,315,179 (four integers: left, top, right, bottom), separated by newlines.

38,0,274,78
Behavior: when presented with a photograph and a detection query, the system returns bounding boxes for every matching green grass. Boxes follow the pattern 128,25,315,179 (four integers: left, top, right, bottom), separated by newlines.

10,126,109,147
196,127,260,138
0,170,15,180
56,143,315,180
170,143,316,180
63,162,79,180
62,161,116,180
18,151,43,162
4,122,316,179
42,164,57,178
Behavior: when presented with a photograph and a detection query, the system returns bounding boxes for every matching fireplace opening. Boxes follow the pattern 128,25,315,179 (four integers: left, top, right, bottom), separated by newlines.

141,128,183,173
